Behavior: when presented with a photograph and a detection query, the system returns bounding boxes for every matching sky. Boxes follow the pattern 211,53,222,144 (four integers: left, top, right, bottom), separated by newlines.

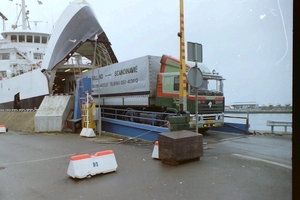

1,0,293,106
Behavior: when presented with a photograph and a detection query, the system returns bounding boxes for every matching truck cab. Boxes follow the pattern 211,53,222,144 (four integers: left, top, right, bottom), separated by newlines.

155,55,225,132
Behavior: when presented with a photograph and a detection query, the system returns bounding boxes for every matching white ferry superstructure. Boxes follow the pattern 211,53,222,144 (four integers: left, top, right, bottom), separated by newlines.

0,0,118,109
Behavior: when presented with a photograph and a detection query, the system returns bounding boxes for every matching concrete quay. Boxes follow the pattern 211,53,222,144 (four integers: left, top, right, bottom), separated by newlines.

0,129,292,200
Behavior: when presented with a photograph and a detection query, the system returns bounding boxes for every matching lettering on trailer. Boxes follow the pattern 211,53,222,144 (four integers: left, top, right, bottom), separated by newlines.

92,74,104,80
92,78,138,88
66,65,142,94
114,66,138,76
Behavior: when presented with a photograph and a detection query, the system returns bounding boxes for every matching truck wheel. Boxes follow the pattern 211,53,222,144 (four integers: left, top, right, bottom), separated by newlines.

198,128,209,134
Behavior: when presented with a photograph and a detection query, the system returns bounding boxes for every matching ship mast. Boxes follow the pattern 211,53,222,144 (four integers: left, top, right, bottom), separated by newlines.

12,0,30,30
21,0,26,30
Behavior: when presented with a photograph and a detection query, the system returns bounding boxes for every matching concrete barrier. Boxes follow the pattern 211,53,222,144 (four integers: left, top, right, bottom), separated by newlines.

67,150,118,179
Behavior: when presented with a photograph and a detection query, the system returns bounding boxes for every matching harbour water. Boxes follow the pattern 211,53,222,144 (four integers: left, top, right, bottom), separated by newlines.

224,112,292,133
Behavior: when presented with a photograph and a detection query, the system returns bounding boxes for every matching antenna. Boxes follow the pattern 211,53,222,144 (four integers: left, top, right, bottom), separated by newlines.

11,0,43,30
29,20,43,30
0,12,8,31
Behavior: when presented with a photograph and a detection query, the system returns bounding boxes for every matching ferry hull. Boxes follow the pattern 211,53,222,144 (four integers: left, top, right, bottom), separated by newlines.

0,95,45,110
0,69,49,109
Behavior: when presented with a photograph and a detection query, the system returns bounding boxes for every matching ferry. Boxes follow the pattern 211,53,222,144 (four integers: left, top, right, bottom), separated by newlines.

0,0,118,110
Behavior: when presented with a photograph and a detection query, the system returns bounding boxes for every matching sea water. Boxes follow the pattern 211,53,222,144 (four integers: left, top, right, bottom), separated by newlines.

224,112,292,132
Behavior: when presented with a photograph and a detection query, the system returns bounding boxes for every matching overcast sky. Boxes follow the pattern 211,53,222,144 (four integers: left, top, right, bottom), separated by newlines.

1,0,293,106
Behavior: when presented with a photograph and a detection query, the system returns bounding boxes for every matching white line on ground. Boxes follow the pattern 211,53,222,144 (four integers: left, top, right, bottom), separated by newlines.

232,154,292,169
0,153,76,166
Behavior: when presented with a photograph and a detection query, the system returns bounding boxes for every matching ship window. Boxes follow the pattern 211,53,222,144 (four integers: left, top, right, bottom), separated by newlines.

27,35,33,43
0,53,10,60
19,35,25,42
11,35,17,42
0,71,7,78
34,53,43,59
41,36,47,44
34,36,40,43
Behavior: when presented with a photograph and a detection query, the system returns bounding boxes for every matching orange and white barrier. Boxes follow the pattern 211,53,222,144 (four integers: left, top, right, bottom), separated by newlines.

0,124,6,133
80,128,96,137
67,150,118,179
151,141,159,159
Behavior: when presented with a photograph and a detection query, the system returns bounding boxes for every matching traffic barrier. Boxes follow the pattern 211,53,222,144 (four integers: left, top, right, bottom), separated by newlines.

151,141,159,159
0,124,6,133
67,150,118,179
80,127,96,137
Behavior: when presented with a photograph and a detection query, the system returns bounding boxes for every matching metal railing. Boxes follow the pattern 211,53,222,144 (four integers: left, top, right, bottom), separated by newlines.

100,107,176,127
267,120,292,134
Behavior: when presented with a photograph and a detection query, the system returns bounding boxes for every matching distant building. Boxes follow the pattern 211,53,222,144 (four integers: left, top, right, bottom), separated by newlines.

225,105,231,110
231,102,259,109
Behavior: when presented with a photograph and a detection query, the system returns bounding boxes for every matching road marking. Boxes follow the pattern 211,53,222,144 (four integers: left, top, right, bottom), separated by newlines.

232,154,292,169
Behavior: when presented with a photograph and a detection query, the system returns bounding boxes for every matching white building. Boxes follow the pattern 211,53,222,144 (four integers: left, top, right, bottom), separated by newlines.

231,102,259,109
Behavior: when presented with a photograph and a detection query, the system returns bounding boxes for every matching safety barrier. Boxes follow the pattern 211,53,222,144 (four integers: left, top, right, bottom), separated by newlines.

80,128,96,137
67,150,118,179
267,120,292,134
151,141,159,159
0,124,6,133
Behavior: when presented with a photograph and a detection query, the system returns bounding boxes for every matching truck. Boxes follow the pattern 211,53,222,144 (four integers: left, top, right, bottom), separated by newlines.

69,54,225,133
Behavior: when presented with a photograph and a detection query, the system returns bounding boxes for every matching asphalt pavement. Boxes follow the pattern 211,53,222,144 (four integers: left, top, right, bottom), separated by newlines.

0,130,292,200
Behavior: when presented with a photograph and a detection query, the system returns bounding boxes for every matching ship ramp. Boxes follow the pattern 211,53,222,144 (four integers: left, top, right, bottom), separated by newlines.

35,94,74,132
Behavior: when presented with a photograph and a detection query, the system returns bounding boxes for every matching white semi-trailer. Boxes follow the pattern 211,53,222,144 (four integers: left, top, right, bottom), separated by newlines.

67,54,225,132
